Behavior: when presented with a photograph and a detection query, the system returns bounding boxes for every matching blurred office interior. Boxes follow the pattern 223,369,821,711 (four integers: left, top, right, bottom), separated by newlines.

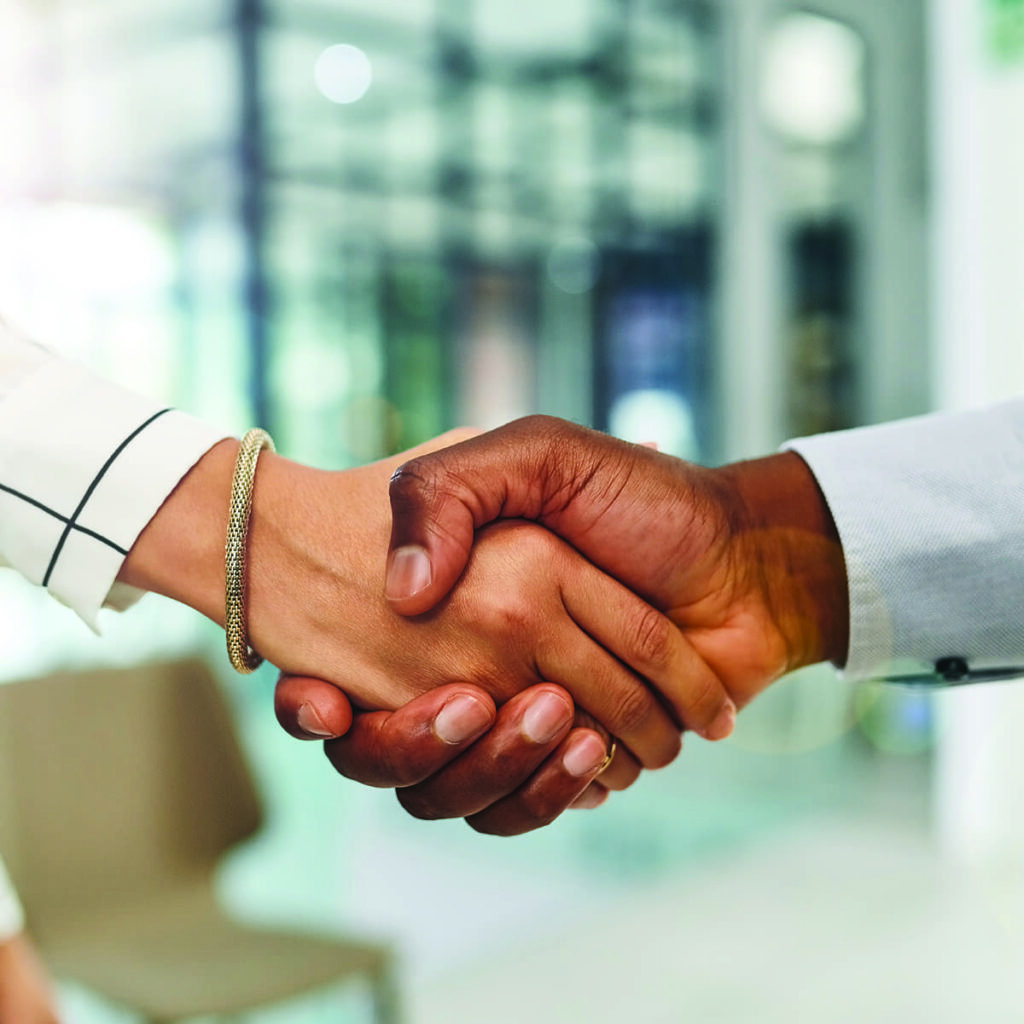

0,0,1023,1019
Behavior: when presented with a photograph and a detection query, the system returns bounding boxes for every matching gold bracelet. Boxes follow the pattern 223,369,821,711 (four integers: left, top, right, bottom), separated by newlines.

225,428,275,674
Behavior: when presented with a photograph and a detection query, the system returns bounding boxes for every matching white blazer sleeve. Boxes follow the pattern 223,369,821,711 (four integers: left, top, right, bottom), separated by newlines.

786,400,1024,682
0,320,229,628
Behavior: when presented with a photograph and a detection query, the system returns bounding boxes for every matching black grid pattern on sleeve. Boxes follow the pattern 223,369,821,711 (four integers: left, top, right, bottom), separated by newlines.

0,407,171,586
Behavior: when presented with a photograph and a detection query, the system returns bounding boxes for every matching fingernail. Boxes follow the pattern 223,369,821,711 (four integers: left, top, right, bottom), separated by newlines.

522,692,572,744
434,694,492,745
704,700,736,742
563,733,608,777
386,545,433,601
296,703,335,738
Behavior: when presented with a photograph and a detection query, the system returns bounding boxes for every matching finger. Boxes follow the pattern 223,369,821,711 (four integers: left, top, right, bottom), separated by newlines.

594,743,642,791
396,685,575,820
275,674,355,740
465,729,613,836
386,416,575,616
568,708,642,791
325,685,495,788
561,574,736,742
538,620,682,770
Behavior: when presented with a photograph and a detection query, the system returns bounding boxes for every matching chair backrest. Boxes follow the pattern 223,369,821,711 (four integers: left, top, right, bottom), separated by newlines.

0,658,262,937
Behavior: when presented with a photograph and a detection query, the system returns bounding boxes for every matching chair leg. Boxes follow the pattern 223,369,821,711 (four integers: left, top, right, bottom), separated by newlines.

371,963,403,1024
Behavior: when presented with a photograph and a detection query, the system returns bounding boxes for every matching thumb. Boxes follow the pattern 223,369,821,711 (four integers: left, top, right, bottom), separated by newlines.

275,674,355,740
384,451,493,616
384,416,569,616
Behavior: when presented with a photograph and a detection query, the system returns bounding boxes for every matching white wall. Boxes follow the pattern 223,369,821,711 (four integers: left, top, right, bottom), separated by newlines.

933,0,1024,411
931,0,1024,863
718,0,930,461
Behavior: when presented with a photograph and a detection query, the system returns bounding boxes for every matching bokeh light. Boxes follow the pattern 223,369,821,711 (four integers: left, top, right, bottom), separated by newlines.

761,13,866,146
608,388,698,458
314,44,373,105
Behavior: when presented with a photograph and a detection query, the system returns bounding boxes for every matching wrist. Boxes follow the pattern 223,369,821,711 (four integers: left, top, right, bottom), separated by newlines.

244,454,396,679
720,451,849,672
118,437,240,625
119,437,391,678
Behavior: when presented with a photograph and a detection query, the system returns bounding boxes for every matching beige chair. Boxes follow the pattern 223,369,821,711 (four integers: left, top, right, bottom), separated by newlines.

0,658,399,1023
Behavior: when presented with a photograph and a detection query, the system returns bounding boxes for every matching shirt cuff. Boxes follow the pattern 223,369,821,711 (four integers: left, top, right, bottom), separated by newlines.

785,401,1024,682
0,355,228,628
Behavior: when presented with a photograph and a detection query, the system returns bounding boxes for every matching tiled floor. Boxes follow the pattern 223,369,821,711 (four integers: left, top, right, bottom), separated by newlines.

64,810,1024,1023
409,818,1024,1023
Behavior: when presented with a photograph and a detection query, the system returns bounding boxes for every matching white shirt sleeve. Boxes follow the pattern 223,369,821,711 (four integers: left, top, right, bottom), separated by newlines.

786,400,1024,682
0,320,229,628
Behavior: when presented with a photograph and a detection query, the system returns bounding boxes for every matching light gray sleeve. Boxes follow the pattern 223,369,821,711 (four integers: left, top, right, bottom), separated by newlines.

786,400,1024,681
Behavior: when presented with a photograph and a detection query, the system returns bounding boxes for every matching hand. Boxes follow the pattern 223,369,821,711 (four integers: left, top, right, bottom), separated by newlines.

120,432,735,770
0,933,60,1024
383,416,850,711
275,676,620,835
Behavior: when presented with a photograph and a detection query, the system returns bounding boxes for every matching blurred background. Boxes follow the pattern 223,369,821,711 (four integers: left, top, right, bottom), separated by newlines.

0,0,1023,1019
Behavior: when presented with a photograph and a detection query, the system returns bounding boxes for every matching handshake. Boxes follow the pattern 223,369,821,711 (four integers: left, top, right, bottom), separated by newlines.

122,415,848,836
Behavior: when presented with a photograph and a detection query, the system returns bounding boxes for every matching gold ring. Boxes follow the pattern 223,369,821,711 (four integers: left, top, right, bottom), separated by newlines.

598,740,617,775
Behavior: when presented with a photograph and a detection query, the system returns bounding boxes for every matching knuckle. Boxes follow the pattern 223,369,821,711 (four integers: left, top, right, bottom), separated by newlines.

520,414,576,452
508,521,560,561
387,756,425,790
607,685,657,738
628,605,672,669
497,593,535,635
466,812,526,838
517,413,559,435
513,790,560,830
323,738,355,779
466,816,504,836
468,797,559,836
472,584,534,638
396,786,446,821
389,458,441,514
663,666,722,730
325,731,415,788
688,672,722,722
